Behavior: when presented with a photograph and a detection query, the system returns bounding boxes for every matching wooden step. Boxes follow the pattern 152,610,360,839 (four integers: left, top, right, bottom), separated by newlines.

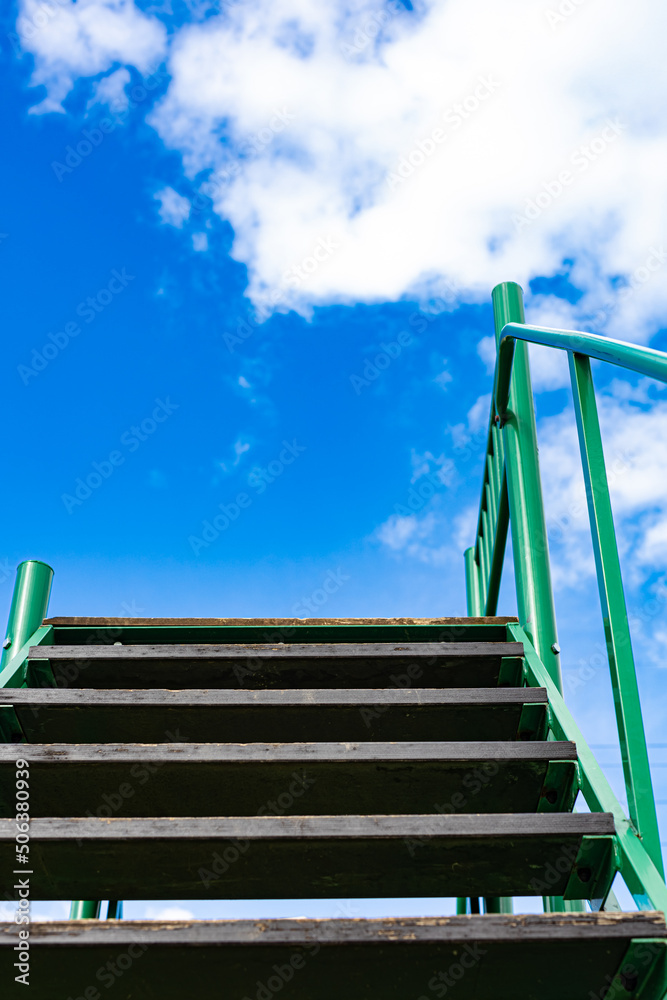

0,742,577,817
0,687,548,744
42,616,518,648
0,813,614,901
2,913,664,1000
26,641,524,689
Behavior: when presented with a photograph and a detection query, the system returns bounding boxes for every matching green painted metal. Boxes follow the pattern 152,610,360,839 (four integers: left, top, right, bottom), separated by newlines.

0,625,54,689
483,897,514,914
107,900,123,919
464,547,482,615
0,561,53,672
467,281,667,922
513,623,667,914
569,352,663,878
69,901,101,919
496,322,667,419
490,283,562,689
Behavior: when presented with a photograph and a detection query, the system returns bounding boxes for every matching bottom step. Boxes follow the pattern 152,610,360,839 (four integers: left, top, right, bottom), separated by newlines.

2,914,665,1000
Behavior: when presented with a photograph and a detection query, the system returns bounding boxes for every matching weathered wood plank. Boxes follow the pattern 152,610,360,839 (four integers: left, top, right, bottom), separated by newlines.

44,616,521,626
42,621,516,647
0,742,577,817
27,641,524,689
1,915,663,1000
31,641,524,658
0,814,614,901
5,687,548,743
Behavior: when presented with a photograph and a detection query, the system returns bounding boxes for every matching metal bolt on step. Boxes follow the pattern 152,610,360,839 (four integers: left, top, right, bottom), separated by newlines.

551,643,561,655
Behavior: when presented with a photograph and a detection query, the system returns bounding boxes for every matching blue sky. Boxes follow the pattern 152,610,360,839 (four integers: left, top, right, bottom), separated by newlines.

2,0,667,920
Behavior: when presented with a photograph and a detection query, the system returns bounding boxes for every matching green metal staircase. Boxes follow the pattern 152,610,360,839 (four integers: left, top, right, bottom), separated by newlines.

1,281,667,998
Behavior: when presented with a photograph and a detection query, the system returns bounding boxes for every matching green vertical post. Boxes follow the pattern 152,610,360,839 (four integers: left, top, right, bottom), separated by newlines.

1,561,53,671
569,353,663,876
70,901,101,919
492,282,562,691
464,547,483,616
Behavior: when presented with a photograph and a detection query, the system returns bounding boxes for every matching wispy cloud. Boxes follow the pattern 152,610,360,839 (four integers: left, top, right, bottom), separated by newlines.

14,0,667,337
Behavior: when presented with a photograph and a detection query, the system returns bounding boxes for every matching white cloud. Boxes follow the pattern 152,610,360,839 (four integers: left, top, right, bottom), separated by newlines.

377,385,667,595
375,501,477,566
19,0,166,114
89,67,131,111
528,386,667,589
154,186,191,227
15,0,667,339
192,231,209,251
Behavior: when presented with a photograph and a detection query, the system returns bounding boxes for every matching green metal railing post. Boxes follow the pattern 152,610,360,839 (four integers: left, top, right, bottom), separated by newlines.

1,561,53,671
464,547,483,616
491,282,562,690
569,352,663,876
69,901,102,919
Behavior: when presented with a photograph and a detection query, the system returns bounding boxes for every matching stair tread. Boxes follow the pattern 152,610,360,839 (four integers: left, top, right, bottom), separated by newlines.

26,642,525,689
2,914,664,1000
44,616,520,626
0,742,577,817
29,641,524,658
0,812,614,837
0,814,615,900
34,620,517,651
0,740,575,760
3,687,548,743
3,911,661,942
4,686,548,704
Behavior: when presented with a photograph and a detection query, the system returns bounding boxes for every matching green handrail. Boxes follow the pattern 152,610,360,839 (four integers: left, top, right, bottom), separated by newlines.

466,281,667,907
0,561,53,672
496,321,667,421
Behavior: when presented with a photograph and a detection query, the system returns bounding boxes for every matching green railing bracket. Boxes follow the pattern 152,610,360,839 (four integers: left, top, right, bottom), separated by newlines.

564,835,616,902
0,625,54,689
615,938,667,1000
514,622,667,913
537,759,579,813
498,655,523,687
